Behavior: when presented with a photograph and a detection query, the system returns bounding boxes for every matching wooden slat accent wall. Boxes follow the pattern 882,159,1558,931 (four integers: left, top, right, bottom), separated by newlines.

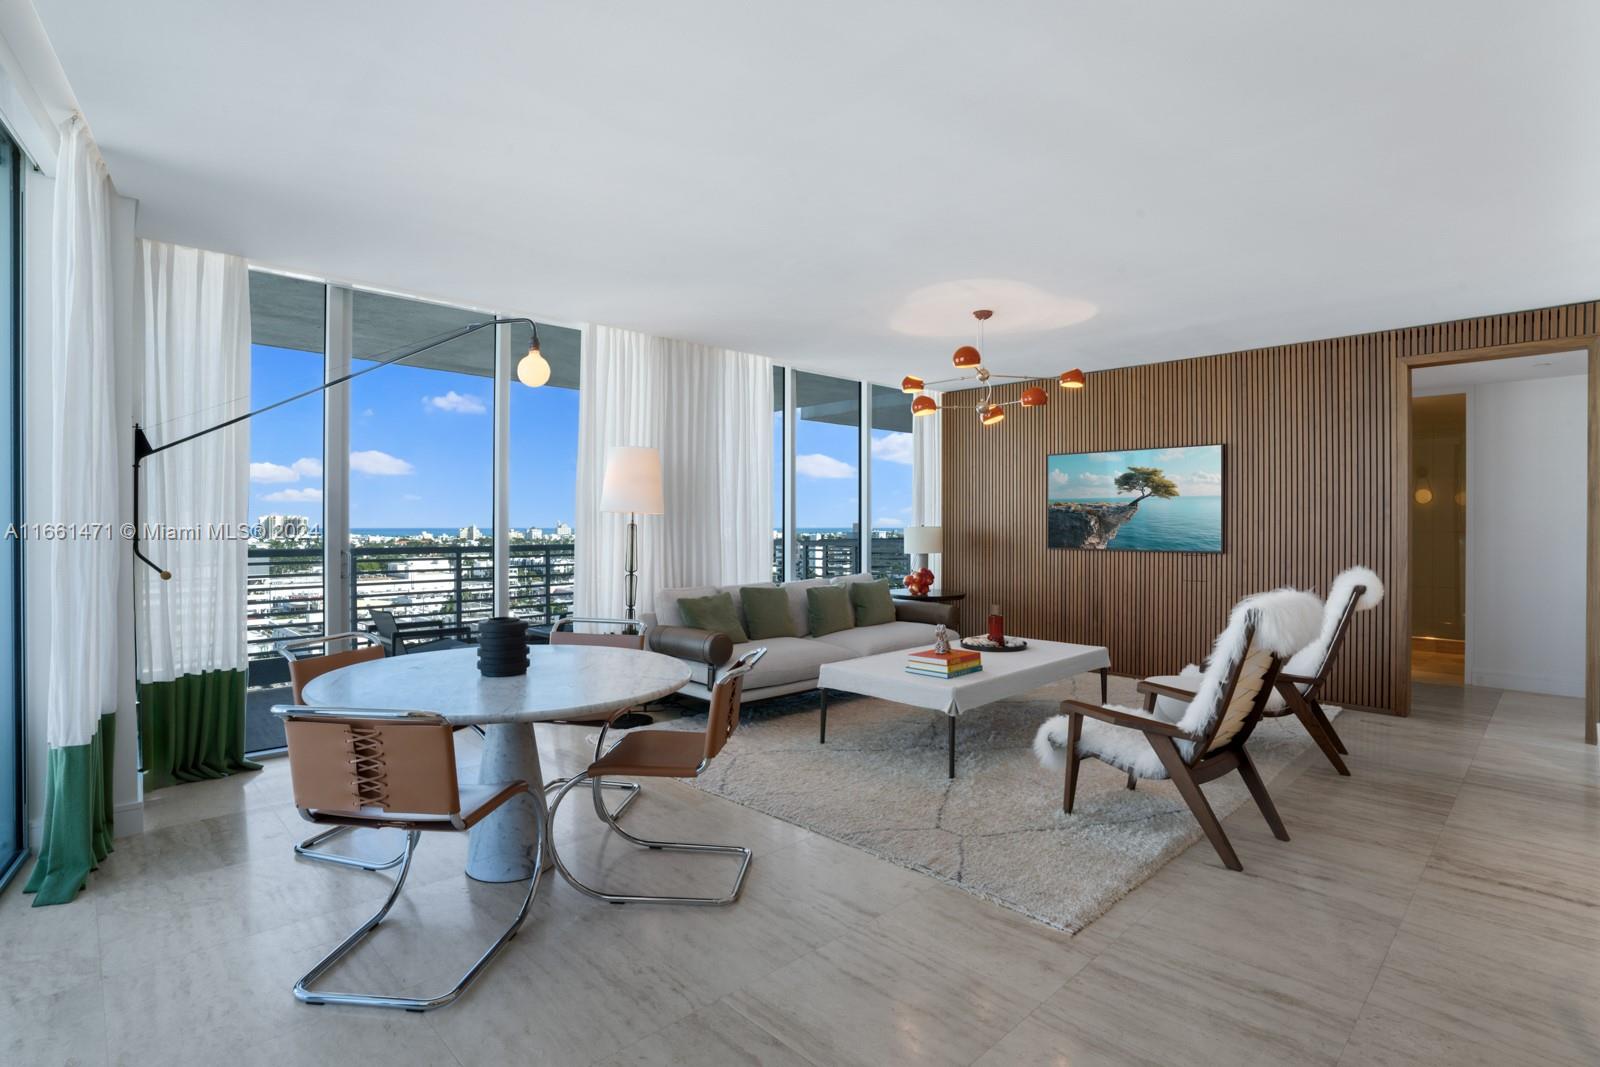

941,300,1599,714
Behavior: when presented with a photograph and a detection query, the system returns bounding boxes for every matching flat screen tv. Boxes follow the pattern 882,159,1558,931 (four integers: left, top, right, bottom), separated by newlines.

1046,444,1224,552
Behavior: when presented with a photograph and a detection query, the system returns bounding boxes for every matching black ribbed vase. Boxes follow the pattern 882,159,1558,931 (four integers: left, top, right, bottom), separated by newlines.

477,616,529,677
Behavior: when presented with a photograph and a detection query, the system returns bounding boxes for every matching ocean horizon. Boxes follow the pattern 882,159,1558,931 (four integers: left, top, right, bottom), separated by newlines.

1049,495,1222,552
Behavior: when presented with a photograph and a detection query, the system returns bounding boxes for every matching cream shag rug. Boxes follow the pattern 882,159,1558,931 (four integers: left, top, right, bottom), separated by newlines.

653,673,1336,933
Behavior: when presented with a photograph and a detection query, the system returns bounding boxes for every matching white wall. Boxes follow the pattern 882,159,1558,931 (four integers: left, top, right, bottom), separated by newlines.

1465,375,1588,697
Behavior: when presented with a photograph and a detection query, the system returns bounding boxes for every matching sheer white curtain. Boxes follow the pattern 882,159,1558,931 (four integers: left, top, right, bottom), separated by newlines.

44,117,119,750
26,115,122,905
911,390,943,582
576,326,772,619
134,240,250,683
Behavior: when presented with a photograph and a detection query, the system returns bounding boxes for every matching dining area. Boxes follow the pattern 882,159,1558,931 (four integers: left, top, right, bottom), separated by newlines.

276,619,765,1012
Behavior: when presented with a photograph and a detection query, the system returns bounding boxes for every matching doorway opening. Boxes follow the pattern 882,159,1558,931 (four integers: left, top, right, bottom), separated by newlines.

1408,350,1589,702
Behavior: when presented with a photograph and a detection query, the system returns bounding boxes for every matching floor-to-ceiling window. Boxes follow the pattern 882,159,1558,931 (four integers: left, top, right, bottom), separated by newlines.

869,384,913,581
506,318,581,623
242,271,326,753
793,371,861,578
349,290,495,633
241,274,581,752
772,366,785,581
0,132,24,886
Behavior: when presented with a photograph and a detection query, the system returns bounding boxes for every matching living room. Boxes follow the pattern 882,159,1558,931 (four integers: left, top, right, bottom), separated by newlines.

3,4,1597,1066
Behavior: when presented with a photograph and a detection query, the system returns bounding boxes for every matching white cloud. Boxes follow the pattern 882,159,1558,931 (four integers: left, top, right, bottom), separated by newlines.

402,493,423,502
263,487,323,503
871,433,913,465
1156,448,1189,461
350,450,414,476
425,390,486,415
1048,469,1072,489
874,517,905,527
250,461,298,483
1176,470,1224,496
1078,472,1115,486
292,457,322,478
795,453,855,479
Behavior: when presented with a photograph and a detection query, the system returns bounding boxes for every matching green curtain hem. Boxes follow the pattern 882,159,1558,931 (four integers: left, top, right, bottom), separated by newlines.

25,712,116,906
138,668,260,793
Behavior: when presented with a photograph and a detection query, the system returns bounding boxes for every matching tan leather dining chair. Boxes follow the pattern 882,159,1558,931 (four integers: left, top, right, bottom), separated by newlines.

274,705,543,1012
278,633,400,870
547,647,766,906
544,616,650,817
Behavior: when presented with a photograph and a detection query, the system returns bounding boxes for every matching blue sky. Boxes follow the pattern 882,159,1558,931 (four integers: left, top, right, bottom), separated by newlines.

251,344,904,533
249,343,578,529
1047,445,1223,502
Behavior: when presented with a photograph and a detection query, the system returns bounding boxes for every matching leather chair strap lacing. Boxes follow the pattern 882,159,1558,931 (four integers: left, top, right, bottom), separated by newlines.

346,725,390,808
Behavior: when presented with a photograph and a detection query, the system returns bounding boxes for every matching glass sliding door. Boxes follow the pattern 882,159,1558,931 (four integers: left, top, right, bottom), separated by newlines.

869,384,913,581
349,291,494,635
505,319,581,625
793,371,861,578
243,270,326,754
0,133,23,887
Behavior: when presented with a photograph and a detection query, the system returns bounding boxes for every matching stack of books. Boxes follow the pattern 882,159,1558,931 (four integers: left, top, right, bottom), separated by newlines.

906,647,982,680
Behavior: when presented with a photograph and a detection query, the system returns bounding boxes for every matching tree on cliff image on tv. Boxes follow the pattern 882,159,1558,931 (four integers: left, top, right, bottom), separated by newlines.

1046,445,1224,552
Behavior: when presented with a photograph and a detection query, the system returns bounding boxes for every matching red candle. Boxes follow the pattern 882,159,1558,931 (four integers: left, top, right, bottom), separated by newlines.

987,603,1005,645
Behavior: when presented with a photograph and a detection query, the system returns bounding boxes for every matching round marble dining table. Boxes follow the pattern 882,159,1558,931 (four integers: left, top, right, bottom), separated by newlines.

301,644,691,882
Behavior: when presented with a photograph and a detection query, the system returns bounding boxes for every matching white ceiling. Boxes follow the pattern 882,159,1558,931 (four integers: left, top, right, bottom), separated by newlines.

32,1,1600,383
1411,349,1589,395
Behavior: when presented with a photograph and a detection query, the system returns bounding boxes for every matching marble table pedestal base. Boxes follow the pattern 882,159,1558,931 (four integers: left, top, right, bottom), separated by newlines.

466,723,552,883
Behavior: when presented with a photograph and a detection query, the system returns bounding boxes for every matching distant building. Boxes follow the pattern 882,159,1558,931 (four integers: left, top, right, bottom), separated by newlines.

553,521,574,541
258,513,311,540
458,524,483,540
525,526,544,541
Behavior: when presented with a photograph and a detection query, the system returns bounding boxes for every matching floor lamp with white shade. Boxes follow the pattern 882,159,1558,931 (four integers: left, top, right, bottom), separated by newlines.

601,446,665,620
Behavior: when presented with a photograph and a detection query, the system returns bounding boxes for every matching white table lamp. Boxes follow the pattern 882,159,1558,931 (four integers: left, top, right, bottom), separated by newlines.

601,446,664,619
904,525,942,572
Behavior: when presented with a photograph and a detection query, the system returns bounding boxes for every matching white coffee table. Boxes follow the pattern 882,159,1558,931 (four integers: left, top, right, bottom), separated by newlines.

816,638,1111,778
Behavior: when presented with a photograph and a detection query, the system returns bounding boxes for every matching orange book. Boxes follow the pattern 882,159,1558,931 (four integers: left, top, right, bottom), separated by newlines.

908,648,980,664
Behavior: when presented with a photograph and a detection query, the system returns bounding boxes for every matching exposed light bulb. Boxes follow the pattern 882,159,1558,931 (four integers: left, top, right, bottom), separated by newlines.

517,342,551,387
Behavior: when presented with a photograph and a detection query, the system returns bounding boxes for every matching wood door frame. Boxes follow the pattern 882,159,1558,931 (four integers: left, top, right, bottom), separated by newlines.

1394,335,1600,743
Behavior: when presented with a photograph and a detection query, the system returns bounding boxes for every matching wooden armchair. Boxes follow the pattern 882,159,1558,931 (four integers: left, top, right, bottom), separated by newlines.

1035,589,1323,871
1137,566,1383,776
1264,566,1384,774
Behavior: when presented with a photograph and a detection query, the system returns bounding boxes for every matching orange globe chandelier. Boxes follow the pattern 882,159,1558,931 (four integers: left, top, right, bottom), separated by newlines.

902,309,1085,426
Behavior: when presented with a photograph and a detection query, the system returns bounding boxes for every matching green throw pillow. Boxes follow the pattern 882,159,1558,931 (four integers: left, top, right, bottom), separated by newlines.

848,579,896,627
677,592,749,643
806,586,855,637
741,585,797,639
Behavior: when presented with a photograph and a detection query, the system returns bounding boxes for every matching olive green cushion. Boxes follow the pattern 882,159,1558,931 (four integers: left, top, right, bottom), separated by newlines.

741,586,797,640
676,592,749,643
806,586,855,637
848,579,896,627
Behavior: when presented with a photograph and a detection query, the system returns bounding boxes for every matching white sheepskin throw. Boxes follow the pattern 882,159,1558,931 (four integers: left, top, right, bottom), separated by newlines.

1034,586,1322,776
1283,565,1385,679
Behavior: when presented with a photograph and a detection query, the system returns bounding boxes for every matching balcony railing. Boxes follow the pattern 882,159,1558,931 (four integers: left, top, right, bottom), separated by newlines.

247,542,576,662
777,533,909,582
248,534,907,665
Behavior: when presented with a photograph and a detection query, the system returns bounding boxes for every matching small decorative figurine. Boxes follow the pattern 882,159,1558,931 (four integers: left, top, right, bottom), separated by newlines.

903,566,935,597
932,623,950,654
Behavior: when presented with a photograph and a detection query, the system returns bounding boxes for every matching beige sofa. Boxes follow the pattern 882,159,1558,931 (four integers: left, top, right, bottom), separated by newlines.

645,574,959,704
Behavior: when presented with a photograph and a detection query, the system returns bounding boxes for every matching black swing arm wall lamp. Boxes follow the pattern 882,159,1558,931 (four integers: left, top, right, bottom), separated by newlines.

131,316,547,581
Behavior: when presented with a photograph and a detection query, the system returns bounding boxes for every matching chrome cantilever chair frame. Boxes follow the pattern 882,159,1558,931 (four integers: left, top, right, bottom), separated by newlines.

548,648,765,906
274,705,545,1012
542,615,651,820
278,632,409,872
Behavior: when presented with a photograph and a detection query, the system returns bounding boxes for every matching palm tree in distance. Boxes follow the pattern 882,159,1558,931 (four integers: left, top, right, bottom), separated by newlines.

1114,466,1179,503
